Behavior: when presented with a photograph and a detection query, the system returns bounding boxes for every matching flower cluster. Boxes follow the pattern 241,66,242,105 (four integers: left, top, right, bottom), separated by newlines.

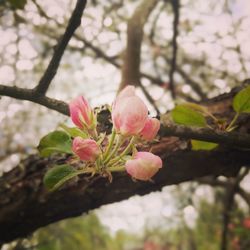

69,85,162,181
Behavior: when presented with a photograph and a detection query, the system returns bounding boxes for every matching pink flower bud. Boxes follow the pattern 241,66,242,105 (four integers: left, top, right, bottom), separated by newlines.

140,118,160,141
112,86,148,136
72,137,100,162
69,96,95,129
125,152,162,181
116,85,136,99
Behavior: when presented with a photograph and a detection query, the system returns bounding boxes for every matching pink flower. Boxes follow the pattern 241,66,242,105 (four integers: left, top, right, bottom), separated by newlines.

69,96,95,129
112,86,148,136
72,137,100,162
140,118,160,141
125,152,162,181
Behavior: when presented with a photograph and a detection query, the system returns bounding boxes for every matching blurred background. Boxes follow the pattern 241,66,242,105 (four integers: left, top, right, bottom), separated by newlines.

0,0,250,249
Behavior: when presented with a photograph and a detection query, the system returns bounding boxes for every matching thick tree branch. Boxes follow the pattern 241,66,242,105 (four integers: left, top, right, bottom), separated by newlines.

34,0,87,95
0,87,250,243
0,149,249,243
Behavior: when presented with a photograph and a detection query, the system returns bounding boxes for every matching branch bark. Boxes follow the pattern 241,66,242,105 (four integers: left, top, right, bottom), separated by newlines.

160,124,250,149
0,85,69,115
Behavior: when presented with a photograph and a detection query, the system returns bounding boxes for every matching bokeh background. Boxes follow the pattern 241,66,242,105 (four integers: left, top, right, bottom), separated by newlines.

0,0,250,249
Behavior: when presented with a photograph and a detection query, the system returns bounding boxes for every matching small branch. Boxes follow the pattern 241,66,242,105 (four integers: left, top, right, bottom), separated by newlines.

0,85,69,115
169,0,180,99
34,0,87,95
140,83,160,115
164,57,207,100
198,175,250,209
160,124,250,149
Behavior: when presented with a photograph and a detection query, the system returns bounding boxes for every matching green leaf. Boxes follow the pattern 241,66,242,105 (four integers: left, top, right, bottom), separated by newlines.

233,85,250,113
59,124,88,138
38,131,72,157
182,102,207,113
191,140,218,151
43,164,76,191
8,0,27,9
171,105,207,127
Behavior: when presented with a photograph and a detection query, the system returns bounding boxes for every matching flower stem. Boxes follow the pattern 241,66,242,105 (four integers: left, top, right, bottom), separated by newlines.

226,112,239,131
103,128,116,160
108,136,136,166
206,111,218,123
103,135,124,164
108,165,125,172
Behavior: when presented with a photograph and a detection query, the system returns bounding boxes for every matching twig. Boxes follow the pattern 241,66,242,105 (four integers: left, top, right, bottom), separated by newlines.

35,0,87,95
160,124,250,149
139,83,160,115
169,0,180,99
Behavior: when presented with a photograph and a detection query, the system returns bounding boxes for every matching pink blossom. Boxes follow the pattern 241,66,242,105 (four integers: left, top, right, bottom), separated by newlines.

112,86,148,136
125,152,162,181
72,137,100,162
69,96,94,129
140,117,160,141
116,85,136,99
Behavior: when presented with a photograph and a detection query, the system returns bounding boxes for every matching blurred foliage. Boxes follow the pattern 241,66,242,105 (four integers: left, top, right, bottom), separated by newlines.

0,0,27,10
9,213,137,250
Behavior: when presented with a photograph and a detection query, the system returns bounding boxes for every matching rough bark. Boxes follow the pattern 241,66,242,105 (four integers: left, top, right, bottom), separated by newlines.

0,149,249,244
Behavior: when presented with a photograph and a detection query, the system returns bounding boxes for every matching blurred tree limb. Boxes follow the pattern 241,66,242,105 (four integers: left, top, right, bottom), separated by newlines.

120,0,158,90
169,0,180,99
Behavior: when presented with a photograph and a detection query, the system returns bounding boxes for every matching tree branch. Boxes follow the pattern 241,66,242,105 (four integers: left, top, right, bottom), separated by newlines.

34,0,87,95
120,0,158,90
0,149,249,243
0,85,69,115
169,0,180,99
220,169,249,250
160,124,250,149
198,175,250,208
0,0,88,115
